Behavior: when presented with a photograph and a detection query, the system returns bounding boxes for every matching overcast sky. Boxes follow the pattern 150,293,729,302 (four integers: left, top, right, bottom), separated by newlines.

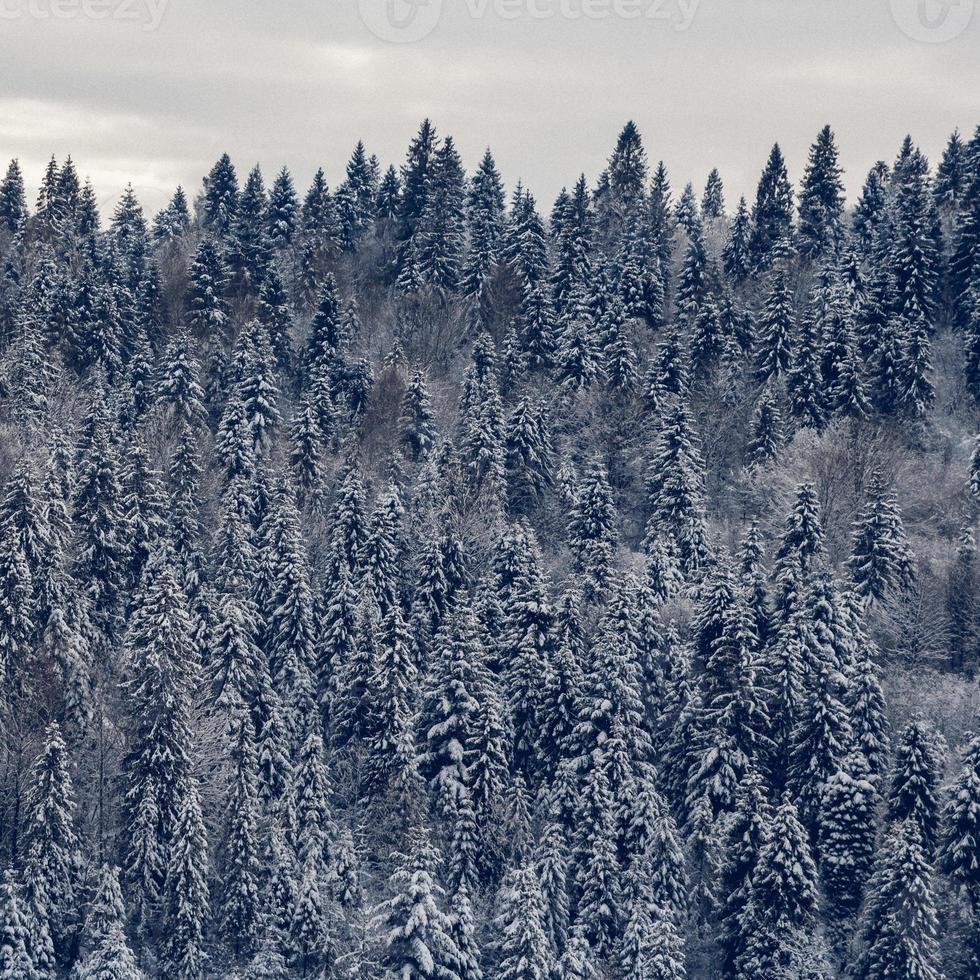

1,0,977,219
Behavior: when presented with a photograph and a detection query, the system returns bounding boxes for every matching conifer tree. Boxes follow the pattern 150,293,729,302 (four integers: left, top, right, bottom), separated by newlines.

75,865,144,980
702,167,726,219
0,159,26,232
222,714,262,961
735,797,819,980
202,152,239,236
462,148,506,299
818,749,880,919
267,166,298,249
852,819,943,980
849,473,916,605
0,872,38,980
165,775,211,980
24,721,79,965
724,196,752,282
798,125,845,257
122,545,197,926
376,828,462,979
644,399,709,578
940,732,980,910
746,388,783,469
399,368,438,461
495,865,553,980
750,143,794,267
755,270,794,383
568,457,619,598
888,718,945,859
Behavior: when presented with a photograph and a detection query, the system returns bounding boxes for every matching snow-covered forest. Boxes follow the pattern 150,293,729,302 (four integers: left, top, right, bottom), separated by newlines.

0,118,979,979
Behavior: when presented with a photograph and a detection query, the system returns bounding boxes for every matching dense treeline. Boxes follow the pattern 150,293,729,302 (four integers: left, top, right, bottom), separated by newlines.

0,117,979,978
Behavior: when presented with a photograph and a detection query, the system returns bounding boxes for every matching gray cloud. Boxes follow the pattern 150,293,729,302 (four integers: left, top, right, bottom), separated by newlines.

0,0,976,217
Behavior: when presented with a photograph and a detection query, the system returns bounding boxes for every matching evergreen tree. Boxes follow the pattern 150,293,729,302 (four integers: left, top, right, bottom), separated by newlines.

462,148,506,299
818,749,880,919
939,732,980,911
75,865,144,980
755,270,794,383
375,828,462,980
746,388,783,469
724,196,752,282
568,457,619,598
798,124,845,257
24,721,80,965
702,167,726,219
221,714,262,960
735,797,819,980
202,152,239,235
644,399,709,579
888,718,945,854
0,872,38,980
750,143,794,267
852,820,943,980
849,473,916,605
165,775,211,980
495,865,553,980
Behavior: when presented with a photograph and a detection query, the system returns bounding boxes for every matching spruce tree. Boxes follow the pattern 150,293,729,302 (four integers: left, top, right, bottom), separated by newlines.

940,733,980,910
375,828,462,980
888,718,945,854
750,143,794,267
495,865,553,980
798,125,845,257
852,820,943,980
849,473,916,605
818,749,880,919
755,270,794,383
75,865,144,980
24,721,80,965
735,797,819,980
0,872,38,980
